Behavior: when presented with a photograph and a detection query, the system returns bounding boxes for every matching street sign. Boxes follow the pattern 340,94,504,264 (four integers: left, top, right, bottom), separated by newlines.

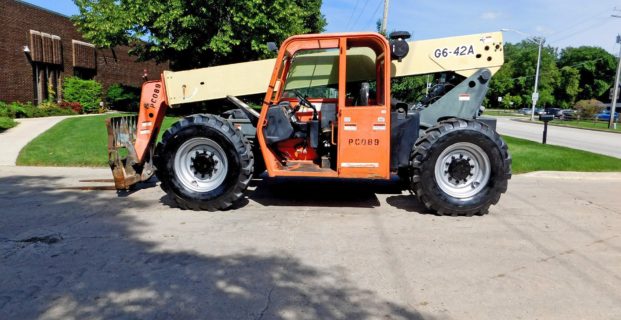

532,92,539,103
610,87,620,101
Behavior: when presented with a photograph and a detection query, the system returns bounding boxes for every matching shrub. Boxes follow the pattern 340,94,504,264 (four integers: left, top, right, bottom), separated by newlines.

0,101,11,118
37,101,78,117
574,99,604,120
106,83,140,111
63,77,103,113
0,116,17,131
0,101,34,118
59,101,84,114
11,102,29,118
0,101,77,118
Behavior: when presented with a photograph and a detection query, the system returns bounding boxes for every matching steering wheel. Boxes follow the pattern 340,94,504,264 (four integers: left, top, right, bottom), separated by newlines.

293,90,318,120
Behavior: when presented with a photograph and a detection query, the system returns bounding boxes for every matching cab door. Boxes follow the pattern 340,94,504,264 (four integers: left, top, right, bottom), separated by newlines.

337,38,391,179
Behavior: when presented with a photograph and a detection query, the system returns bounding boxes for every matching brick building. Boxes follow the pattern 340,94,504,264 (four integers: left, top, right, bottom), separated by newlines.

0,0,167,104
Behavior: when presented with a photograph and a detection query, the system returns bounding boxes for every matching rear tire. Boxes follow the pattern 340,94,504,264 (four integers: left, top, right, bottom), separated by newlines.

410,119,511,216
154,114,253,211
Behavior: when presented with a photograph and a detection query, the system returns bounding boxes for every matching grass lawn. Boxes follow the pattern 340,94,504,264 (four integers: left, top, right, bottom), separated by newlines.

504,135,621,173
0,117,17,132
483,109,527,117
16,114,621,173
17,114,178,167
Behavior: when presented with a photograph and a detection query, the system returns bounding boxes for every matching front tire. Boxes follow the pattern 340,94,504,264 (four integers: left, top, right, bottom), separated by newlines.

154,114,253,211
410,119,511,216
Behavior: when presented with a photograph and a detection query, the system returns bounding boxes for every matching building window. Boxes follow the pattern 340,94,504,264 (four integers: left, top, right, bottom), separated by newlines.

29,30,63,104
72,40,97,80
72,40,96,69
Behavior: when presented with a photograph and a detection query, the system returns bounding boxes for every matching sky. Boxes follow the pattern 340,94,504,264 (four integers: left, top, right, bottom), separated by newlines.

21,0,621,53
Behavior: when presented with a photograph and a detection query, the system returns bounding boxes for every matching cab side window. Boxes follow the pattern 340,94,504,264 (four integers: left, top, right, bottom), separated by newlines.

345,46,384,106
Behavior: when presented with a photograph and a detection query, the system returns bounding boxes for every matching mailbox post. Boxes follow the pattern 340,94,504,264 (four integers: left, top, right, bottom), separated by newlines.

539,114,554,144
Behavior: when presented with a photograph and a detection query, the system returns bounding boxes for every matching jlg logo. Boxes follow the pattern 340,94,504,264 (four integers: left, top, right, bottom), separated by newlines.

348,138,380,146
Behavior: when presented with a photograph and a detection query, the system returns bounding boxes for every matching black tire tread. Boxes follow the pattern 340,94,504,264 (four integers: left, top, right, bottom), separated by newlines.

154,114,253,211
410,118,511,216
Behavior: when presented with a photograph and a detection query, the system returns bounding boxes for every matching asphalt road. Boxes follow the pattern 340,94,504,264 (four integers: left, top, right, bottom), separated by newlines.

1,166,620,319
495,117,621,158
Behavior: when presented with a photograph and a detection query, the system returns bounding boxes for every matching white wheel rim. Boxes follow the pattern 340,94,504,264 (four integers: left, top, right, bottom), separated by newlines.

174,138,228,193
434,142,491,200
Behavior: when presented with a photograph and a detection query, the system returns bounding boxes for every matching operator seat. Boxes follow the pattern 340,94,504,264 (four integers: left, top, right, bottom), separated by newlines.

264,102,295,145
264,101,309,145
358,82,370,106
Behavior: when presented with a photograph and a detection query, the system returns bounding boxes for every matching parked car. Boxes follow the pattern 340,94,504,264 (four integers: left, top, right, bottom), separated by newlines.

516,107,545,115
604,106,621,113
545,108,562,118
595,111,619,121
517,107,531,115
559,109,577,120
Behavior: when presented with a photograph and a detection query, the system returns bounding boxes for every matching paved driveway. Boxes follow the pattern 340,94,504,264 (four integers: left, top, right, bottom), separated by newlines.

1,166,620,319
495,117,621,158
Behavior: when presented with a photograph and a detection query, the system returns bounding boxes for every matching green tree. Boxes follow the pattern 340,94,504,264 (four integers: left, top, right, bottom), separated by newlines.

554,66,580,109
489,41,559,109
73,0,326,70
558,46,616,102
488,54,515,109
106,83,141,111
391,76,428,102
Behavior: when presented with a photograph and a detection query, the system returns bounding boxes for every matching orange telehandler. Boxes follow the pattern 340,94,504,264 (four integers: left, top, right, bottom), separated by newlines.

107,31,511,215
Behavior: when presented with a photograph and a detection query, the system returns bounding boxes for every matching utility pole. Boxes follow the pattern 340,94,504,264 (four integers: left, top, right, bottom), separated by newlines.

499,29,544,121
381,0,390,35
530,37,543,121
609,34,621,129
610,12,621,128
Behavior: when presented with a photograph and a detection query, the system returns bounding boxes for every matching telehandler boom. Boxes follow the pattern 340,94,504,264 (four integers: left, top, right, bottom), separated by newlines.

107,31,511,215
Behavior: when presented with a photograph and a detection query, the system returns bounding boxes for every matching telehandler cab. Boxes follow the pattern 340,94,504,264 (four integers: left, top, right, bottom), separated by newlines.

107,31,511,215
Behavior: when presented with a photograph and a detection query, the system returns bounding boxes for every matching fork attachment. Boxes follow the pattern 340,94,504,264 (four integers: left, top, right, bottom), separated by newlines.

105,80,168,190
106,115,154,189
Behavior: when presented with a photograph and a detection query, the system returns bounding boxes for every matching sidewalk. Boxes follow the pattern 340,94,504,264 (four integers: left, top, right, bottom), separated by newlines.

0,116,71,166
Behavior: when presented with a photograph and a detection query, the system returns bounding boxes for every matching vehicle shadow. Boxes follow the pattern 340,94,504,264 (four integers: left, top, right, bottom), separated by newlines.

0,175,432,319
157,175,435,212
385,194,433,215
246,176,407,208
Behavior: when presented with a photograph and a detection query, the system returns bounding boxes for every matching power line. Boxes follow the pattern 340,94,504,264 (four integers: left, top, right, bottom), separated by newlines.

503,8,609,48
364,0,383,31
548,20,612,45
348,0,370,31
547,8,610,42
344,0,361,31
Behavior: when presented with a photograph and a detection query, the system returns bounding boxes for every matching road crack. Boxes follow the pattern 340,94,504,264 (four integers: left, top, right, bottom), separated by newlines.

255,286,274,320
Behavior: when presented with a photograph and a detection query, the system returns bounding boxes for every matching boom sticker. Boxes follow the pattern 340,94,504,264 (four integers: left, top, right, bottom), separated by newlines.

433,45,475,59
